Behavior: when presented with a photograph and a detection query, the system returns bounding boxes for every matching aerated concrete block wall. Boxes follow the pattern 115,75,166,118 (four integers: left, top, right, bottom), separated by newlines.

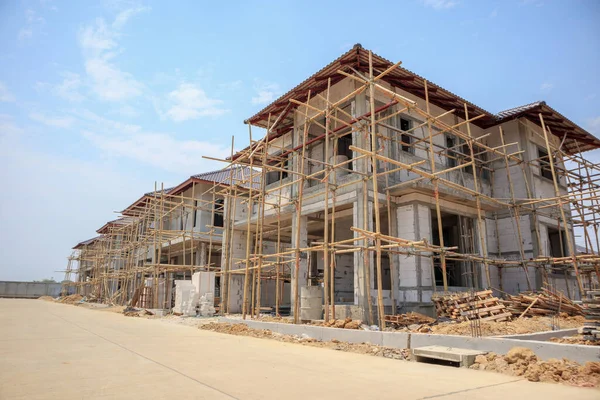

0,281,63,298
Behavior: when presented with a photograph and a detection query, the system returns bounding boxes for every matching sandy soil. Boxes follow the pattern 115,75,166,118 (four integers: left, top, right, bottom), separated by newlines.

470,347,600,388
423,315,586,336
549,336,600,346
200,322,409,360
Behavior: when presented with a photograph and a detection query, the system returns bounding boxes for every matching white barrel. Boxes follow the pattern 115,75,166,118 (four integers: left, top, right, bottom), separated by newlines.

300,286,323,321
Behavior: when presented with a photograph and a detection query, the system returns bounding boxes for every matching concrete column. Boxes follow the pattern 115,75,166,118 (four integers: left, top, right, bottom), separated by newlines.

220,229,248,313
353,196,374,322
290,214,308,314
352,92,368,174
199,242,207,266
388,203,400,313
397,203,433,308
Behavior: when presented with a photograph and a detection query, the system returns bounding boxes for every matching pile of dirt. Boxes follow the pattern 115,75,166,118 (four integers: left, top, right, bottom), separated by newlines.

549,336,600,346
258,316,293,324
470,347,600,387
38,296,55,301
311,317,362,330
200,322,409,360
427,315,585,336
58,294,84,304
123,307,154,318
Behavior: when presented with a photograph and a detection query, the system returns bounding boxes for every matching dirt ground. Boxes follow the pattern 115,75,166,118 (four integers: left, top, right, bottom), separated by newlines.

550,336,600,346
200,322,409,360
470,347,600,388
418,315,586,336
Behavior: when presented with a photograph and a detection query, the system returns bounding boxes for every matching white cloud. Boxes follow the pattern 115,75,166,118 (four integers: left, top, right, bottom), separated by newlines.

219,80,243,91
18,29,33,41
78,18,117,55
40,0,59,12
251,82,281,105
0,82,15,102
18,8,45,42
78,13,144,101
39,72,85,102
84,57,143,101
116,104,140,118
75,109,141,134
490,8,498,18
540,82,554,91
82,130,229,174
29,112,75,128
0,114,23,139
587,116,600,136
161,83,228,122
520,0,544,6
0,118,148,281
112,6,149,30
421,0,458,10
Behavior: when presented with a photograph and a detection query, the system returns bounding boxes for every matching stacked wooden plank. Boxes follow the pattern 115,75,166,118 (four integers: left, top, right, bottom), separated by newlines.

500,288,583,317
432,290,512,322
384,312,435,326
579,290,600,341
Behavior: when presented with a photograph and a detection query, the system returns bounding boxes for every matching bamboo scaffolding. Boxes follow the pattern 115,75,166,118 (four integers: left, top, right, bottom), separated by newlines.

71,48,600,324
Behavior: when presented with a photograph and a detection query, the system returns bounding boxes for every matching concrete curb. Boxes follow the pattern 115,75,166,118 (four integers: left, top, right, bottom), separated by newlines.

495,328,578,341
218,317,600,364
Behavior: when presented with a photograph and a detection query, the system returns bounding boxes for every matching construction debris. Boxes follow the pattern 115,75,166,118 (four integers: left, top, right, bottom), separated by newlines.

123,307,154,318
470,347,600,387
432,291,511,322
428,315,585,336
579,290,600,342
311,318,362,330
501,288,583,318
57,294,84,304
385,312,435,328
200,322,409,360
37,296,55,301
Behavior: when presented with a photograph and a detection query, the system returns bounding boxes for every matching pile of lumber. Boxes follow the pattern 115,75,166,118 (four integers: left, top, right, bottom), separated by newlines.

432,290,512,322
384,312,435,327
579,290,600,341
500,288,583,318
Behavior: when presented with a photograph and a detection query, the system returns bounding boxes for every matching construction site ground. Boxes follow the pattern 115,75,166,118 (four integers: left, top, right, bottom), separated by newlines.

1,299,599,399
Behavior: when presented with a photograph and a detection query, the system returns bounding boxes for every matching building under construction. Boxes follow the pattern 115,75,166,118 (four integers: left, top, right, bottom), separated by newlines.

65,44,600,328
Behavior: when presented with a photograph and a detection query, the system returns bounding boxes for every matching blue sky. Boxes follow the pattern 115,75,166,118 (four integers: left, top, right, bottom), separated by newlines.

0,0,599,281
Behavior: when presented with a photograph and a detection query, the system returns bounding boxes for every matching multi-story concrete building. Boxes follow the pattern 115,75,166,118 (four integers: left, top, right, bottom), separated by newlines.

220,44,599,320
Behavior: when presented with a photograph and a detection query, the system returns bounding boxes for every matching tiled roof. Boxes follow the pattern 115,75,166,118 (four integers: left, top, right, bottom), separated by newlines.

96,216,138,234
495,101,545,120
144,187,174,196
243,44,599,155
493,101,600,153
72,236,100,249
193,165,261,189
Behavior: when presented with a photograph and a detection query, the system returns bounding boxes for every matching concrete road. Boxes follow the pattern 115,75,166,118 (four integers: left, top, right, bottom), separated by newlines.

0,299,596,400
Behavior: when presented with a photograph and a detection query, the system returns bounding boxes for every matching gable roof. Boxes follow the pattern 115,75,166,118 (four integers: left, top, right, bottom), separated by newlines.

244,44,599,155
494,101,600,153
72,236,101,250
245,43,496,131
96,216,137,234
168,165,261,195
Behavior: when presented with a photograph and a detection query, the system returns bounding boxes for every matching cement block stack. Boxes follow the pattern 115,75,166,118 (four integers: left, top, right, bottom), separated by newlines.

580,290,600,342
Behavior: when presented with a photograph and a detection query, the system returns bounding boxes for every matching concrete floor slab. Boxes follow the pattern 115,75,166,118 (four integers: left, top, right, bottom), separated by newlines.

0,299,597,399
